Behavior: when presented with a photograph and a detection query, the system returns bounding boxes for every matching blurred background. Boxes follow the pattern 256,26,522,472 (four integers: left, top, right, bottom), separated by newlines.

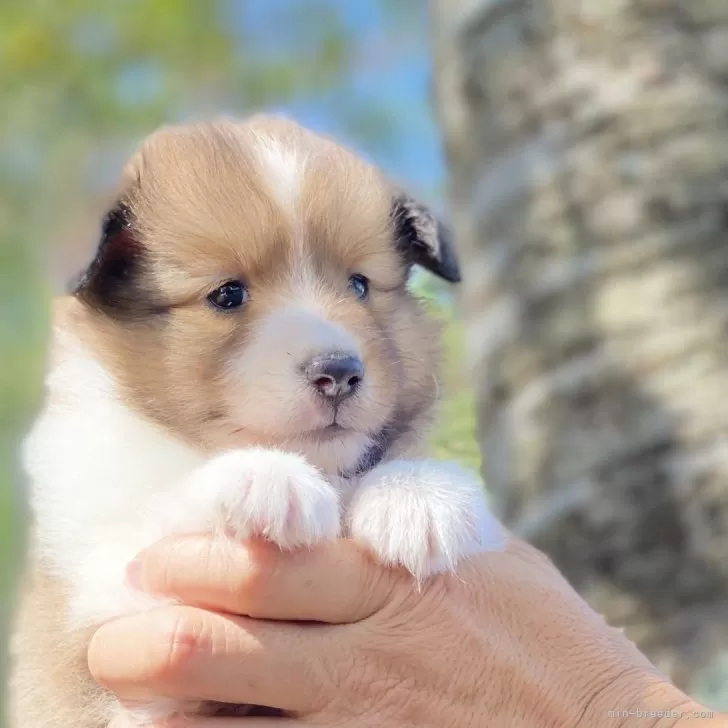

3,0,728,714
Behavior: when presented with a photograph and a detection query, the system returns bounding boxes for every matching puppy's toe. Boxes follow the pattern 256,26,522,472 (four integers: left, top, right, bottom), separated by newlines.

348,460,505,581
116,698,196,727
187,448,341,549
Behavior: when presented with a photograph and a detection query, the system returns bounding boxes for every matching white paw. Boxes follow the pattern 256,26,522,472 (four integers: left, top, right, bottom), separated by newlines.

115,698,201,727
117,699,255,726
348,460,505,581
172,448,341,549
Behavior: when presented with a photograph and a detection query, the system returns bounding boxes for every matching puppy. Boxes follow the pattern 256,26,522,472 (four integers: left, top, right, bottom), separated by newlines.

10,116,504,727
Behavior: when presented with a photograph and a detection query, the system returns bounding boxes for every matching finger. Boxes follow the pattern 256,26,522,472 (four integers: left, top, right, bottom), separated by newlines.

88,605,338,713
109,719,296,728
162,721,296,727
129,535,398,623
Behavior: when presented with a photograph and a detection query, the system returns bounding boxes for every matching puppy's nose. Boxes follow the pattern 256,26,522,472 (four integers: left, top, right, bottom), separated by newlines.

304,353,364,401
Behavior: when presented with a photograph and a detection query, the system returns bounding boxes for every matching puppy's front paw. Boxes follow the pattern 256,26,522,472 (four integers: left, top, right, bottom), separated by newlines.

348,460,505,582
178,448,341,549
116,698,198,728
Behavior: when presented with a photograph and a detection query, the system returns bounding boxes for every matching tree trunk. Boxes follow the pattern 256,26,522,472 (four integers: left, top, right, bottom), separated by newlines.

432,0,728,693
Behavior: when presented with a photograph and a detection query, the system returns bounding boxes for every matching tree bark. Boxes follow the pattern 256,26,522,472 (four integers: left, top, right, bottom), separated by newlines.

432,0,728,692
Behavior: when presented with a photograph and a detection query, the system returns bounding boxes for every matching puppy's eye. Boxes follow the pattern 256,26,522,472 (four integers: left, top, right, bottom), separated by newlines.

208,281,248,310
348,274,369,300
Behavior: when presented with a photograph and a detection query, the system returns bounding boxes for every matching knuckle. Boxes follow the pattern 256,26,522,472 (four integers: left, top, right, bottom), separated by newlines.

330,540,400,622
353,563,396,621
87,609,200,690
232,540,280,616
149,608,204,683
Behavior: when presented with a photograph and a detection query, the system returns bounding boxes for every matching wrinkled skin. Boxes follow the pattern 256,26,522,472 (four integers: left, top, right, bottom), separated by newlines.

87,531,722,728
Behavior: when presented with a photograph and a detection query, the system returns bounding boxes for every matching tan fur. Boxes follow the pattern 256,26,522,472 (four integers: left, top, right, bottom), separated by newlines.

10,550,114,728
11,115,448,726
74,117,442,457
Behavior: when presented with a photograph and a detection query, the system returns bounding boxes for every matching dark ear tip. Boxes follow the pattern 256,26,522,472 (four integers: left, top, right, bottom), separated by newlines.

101,202,132,238
391,193,462,283
438,263,461,283
73,199,141,312
443,267,462,283
436,220,461,283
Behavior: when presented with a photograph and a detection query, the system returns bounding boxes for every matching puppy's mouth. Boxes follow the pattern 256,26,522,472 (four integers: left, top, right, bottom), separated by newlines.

303,422,390,476
231,417,395,479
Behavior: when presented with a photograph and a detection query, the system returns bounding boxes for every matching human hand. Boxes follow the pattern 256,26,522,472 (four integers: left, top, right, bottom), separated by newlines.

90,532,721,727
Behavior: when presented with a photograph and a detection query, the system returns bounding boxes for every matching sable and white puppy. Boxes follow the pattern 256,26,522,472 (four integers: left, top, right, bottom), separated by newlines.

11,116,503,727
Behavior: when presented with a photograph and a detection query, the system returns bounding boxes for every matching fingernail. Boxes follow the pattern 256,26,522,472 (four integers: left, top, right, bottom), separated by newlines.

125,557,144,591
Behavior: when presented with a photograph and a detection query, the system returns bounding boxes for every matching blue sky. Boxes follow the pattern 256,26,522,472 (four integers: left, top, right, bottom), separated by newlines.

76,1,447,205
232,0,446,204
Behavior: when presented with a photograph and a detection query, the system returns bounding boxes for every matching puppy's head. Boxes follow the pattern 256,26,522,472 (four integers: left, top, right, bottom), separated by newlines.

73,116,460,475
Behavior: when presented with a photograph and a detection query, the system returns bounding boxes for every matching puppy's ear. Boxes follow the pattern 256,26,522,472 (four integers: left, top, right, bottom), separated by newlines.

391,193,461,283
72,201,145,314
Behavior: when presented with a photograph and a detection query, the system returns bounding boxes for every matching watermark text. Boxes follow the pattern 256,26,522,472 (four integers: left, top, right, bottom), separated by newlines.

607,708,716,721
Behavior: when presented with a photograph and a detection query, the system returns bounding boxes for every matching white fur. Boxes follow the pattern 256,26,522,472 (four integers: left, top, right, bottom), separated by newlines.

23,329,503,726
252,134,304,214
348,460,506,582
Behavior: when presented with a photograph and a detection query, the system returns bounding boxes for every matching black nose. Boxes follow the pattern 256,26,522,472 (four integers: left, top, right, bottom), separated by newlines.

304,353,365,401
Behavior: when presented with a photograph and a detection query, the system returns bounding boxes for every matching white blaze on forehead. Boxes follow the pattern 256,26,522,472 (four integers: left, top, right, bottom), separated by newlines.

252,133,305,215
289,256,325,295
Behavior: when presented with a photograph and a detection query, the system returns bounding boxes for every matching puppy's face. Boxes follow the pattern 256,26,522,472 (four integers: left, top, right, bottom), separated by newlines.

74,117,460,475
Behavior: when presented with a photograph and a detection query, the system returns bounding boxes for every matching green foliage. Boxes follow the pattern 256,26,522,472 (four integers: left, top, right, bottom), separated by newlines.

431,319,482,476
411,275,482,477
0,196,47,728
